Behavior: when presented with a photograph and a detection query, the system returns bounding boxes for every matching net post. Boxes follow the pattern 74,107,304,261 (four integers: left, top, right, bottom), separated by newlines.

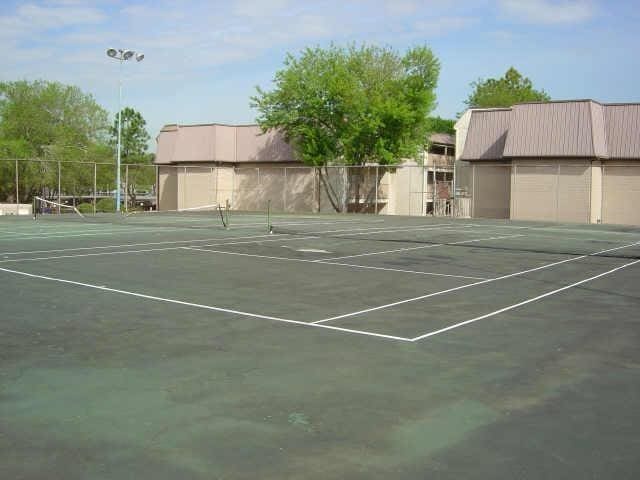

225,199,230,227
32,195,37,220
267,199,272,233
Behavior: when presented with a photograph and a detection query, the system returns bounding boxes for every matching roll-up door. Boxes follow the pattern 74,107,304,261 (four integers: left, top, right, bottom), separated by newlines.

602,165,640,225
511,161,590,223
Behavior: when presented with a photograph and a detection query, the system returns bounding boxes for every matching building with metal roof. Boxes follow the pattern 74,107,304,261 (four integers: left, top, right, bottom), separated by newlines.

455,100,640,225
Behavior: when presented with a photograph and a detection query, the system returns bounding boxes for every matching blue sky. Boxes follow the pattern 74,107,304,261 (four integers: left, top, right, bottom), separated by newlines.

1,0,639,152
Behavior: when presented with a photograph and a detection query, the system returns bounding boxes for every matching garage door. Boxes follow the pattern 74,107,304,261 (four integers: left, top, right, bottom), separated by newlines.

602,165,640,226
511,162,591,223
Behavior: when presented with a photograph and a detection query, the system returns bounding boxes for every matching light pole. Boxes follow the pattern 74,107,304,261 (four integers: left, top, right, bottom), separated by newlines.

106,47,144,212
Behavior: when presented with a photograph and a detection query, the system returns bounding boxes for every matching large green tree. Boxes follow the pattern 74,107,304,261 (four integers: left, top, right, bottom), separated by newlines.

110,107,153,208
425,116,455,135
464,67,550,109
251,43,440,211
0,80,109,202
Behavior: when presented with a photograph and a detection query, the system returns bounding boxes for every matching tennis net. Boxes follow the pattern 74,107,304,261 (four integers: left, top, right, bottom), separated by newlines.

33,196,85,219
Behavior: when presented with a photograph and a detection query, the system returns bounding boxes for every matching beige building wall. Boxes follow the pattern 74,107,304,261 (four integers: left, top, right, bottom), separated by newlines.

511,159,590,223
472,163,511,218
181,166,217,209
158,166,178,211
602,162,640,225
216,167,234,206
590,161,603,223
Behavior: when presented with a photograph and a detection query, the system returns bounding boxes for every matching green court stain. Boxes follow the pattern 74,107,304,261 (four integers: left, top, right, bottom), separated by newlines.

389,400,498,461
288,412,313,432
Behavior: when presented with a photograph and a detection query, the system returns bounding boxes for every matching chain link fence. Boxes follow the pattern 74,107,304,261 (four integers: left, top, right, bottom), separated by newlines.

0,158,157,215
154,163,460,218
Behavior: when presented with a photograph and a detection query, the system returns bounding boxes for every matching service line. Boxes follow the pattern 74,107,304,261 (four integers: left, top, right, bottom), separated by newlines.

183,246,488,281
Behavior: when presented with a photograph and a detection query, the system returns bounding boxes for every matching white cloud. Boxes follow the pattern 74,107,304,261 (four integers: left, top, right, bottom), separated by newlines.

384,0,419,15
498,0,596,25
16,3,106,28
232,0,292,18
413,16,477,36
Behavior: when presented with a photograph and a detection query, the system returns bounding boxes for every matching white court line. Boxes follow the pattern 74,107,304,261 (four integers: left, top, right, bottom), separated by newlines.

318,261,488,280
313,240,640,324
466,223,640,237
317,234,524,261
0,220,424,255
0,235,319,264
410,258,640,342
0,266,412,342
300,223,467,236
0,226,198,241
0,233,288,256
183,247,488,281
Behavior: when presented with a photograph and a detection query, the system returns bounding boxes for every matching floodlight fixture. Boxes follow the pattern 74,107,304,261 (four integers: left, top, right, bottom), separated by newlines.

105,47,145,212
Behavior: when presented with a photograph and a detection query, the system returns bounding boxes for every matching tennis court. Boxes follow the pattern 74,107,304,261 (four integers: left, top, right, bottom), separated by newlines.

1,209,640,479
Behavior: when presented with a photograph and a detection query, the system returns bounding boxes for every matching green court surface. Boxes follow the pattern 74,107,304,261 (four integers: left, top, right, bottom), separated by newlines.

1,212,639,479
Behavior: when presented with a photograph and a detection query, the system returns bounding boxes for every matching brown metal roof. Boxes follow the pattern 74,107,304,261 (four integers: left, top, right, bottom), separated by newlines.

460,100,640,161
154,123,296,164
503,100,606,158
428,132,455,146
604,104,640,159
459,109,511,160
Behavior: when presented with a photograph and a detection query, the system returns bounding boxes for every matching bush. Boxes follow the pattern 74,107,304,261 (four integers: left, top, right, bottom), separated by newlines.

95,198,116,212
77,203,94,214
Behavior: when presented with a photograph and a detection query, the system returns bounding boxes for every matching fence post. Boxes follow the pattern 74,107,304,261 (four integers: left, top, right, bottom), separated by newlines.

93,162,97,215
57,160,61,214
555,163,561,223
422,165,426,216
231,167,236,209
283,167,287,213
125,164,129,212
155,165,159,211
182,166,187,210
471,163,476,218
342,167,348,213
15,159,19,215
375,166,379,215
452,157,457,218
